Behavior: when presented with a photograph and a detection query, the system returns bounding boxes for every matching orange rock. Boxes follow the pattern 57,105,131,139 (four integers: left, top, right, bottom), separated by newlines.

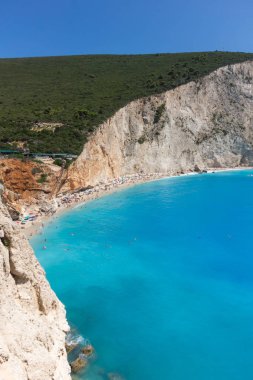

0,158,62,211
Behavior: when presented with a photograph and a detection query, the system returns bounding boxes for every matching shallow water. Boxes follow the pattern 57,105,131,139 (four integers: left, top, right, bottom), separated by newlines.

31,170,253,380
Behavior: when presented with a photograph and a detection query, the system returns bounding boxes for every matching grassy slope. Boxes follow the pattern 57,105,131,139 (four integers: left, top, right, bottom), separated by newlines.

0,51,252,154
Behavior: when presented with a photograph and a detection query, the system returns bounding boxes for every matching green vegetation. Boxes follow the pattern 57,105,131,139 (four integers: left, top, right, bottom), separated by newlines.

65,158,74,168
31,167,42,175
37,173,48,183
154,103,166,124
53,158,64,167
0,52,252,154
138,135,146,144
1,235,11,247
53,158,74,167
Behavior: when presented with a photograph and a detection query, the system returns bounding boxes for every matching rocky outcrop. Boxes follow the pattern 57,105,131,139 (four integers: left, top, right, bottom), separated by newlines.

0,199,71,380
61,61,253,191
0,158,63,218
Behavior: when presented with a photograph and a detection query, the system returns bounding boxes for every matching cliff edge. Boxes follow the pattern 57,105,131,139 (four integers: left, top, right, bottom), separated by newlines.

0,199,71,380
61,61,253,191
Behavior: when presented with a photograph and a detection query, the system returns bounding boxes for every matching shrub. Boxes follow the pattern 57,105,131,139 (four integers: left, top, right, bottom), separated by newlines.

37,173,48,183
1,235,11,247
65,158,74,168
138,136,146,144
53,158,63,166
31,167,42,175
154,103,166,124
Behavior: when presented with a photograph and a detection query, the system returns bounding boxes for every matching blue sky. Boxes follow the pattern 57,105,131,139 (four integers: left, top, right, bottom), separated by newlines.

0,0,252,58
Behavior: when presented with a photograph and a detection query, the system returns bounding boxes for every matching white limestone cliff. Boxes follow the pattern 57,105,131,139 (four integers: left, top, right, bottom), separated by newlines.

0,200,71,380
62,61,253,191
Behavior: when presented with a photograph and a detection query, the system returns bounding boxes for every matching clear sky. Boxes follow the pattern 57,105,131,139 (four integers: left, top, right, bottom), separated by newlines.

0,0,252,58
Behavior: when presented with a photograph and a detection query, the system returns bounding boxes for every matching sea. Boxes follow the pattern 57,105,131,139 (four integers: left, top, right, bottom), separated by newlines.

31,169,253,380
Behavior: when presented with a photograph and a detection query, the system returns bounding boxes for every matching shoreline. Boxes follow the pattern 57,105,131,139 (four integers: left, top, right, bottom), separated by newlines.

23,165,253,378
23,166,253,238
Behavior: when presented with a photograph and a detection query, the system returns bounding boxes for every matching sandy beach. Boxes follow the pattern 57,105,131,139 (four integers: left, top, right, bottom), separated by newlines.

22,166,253,239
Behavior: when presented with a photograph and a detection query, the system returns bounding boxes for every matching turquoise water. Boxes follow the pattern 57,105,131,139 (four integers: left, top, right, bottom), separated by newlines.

31,170,253,380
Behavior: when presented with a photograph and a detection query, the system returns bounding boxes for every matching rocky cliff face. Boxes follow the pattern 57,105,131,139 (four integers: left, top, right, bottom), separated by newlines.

61,61,253,191
0,199,71,380
0,158,63,218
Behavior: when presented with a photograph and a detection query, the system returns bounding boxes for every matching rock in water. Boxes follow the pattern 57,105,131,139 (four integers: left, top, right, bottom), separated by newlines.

81,343,95,356
70,354,87,373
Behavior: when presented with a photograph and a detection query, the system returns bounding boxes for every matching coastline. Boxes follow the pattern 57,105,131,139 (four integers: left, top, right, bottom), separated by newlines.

23,166,252,239
23,164,253,379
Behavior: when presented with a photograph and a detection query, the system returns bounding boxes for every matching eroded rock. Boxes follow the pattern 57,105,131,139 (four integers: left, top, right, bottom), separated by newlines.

81,344,95,357
0,199,71,380
70,354,87,373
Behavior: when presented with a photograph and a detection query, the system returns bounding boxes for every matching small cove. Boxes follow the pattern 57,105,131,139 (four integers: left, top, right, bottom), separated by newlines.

31,170,253,380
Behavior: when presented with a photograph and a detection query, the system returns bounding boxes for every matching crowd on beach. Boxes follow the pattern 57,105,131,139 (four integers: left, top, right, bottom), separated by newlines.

57,172,165,208
20,172,167,233
20,168,233,234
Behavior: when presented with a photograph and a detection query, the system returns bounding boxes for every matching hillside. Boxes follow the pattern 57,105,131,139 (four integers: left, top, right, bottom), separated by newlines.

0,52,253,154
61,61,253,191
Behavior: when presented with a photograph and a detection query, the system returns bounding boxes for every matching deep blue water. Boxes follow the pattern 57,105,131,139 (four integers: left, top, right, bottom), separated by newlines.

31,170,253,380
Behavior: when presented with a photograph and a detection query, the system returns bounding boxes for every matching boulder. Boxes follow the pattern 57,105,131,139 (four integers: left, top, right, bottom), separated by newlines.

70,355,87,373
81,344,94,357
